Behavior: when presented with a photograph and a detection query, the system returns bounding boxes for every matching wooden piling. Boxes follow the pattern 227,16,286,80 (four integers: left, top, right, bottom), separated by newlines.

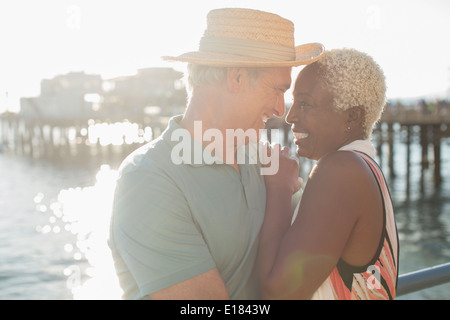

388,123,395,178
433,124,442,185
374,123,383,168
420,124,429,171
405,125,411,197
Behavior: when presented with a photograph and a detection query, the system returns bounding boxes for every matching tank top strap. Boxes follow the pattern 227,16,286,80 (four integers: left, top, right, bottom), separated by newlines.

351,151,399,267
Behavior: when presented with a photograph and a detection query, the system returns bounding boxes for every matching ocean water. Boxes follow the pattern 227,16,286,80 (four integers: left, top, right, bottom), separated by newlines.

0,131,449,300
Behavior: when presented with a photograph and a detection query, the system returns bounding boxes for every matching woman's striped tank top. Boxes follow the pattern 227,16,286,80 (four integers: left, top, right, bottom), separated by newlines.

311,150,399,300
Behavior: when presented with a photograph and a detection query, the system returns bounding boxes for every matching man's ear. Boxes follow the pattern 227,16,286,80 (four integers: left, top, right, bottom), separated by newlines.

227,68,249,93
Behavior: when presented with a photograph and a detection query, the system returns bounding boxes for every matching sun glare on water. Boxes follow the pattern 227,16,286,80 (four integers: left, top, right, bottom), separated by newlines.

36,165,123,299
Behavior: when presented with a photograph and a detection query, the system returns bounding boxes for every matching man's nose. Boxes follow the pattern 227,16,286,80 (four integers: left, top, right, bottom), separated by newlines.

273,95,285,118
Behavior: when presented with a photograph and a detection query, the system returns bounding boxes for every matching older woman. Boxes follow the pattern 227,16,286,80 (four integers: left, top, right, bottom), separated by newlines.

258,48,399,300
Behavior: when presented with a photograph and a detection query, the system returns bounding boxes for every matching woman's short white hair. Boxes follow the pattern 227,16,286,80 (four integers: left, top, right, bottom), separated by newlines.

315,48,387,138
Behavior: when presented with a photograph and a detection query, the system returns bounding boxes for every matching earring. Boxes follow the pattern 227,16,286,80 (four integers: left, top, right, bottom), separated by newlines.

346,126,351,132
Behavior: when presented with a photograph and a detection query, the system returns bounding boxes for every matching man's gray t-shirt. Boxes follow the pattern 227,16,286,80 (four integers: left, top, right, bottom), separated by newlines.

109,115,266,299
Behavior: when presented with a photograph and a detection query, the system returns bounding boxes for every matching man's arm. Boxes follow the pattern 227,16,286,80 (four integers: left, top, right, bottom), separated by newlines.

149,268,229,300
112,168,225,300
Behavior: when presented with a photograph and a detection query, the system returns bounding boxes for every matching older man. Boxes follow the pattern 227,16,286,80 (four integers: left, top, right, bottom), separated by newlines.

109,8,324,300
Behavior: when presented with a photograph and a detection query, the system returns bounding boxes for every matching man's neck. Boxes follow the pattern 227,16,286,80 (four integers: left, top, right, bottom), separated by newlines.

179,92,240,171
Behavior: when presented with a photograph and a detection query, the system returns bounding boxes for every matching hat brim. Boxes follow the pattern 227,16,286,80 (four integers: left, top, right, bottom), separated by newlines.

162,42,325,67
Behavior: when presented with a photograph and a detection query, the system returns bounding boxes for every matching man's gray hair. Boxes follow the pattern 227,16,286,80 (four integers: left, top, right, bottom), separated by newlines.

184,64,268,93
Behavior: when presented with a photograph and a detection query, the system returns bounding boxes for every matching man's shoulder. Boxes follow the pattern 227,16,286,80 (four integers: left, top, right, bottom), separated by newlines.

118,135,173,175
112,137,188,210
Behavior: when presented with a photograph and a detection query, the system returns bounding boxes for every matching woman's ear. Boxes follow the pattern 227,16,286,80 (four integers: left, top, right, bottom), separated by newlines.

346,106,364,127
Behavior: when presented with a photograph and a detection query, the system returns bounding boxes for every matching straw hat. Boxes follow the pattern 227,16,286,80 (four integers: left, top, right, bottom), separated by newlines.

162,8,325,67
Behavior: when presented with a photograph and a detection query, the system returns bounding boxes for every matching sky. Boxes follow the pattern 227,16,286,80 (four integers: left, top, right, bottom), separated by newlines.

1,0,449,112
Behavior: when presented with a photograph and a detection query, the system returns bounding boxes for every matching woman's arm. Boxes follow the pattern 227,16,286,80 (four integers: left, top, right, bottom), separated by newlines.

258,151,367,299
257,144,303,298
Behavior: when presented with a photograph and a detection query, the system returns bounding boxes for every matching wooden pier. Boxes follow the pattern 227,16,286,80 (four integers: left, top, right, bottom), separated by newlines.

0,112,168,166
1,108,449,185
377,110,450,185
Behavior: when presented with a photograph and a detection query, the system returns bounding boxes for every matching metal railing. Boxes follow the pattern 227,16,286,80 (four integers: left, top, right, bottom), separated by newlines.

397,262,450,297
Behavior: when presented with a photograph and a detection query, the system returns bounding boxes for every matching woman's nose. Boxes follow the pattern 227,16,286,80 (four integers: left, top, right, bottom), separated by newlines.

285,105,296,124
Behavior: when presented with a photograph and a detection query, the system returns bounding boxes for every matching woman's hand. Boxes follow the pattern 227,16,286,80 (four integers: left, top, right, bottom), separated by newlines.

262,142,302,195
